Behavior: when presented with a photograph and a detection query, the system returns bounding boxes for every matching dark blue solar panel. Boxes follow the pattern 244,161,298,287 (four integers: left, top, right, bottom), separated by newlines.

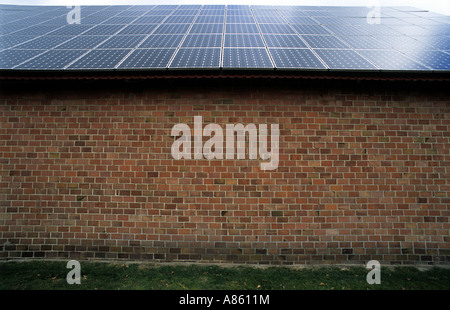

48,25,93,36
190,23,223,34
314,49,377,69
170,48,221,68
132,16,165,24
14,36,73,49
181,34,222,48
16,49,88,69
0,36,35,49
226,23,259,34
301,35,349,49
67,49,131,69
223,48,273,68
118,48,175,69
356,49,429,70
402,50,450,70
153,24,191,34
165,15,197,24
0,49,44,69
12,25,61,36
225,34,265,47
291,24,331,35
259,24,296,34
97,35,146,48
195,15,225,23
55,36,110,49
226,15,255,23
269,48,326,69
83,24,125,35
139,35,184,48
118,24,158,35
263,35,308,48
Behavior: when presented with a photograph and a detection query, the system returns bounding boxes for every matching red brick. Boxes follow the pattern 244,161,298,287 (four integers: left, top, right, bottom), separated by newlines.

0,78,448,265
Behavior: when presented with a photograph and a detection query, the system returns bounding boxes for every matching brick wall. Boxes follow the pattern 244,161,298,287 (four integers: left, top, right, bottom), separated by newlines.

0,77,449,265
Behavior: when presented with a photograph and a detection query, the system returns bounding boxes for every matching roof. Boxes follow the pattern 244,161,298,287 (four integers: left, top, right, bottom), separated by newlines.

1,4,450,81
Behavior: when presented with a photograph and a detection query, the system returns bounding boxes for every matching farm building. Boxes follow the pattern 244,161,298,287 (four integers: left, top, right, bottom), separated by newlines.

0,4,449,265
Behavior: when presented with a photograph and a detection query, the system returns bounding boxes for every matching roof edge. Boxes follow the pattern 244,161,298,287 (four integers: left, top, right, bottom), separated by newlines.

1,69,450,82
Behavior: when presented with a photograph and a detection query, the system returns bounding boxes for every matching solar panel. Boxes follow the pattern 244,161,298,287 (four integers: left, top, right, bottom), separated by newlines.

0,49,45,68
118,24,157,35
223,48,273,68
225,34,265,47
97,35,146,49
153,24,191,34
170,48,221,68
301,35,349,49
118,48,175,69
356,49,429,70
139,34,184,48
400,50,450,70
314,49,378,69
55,35,110,49
269,48,326,69
181,34,222,48
13,36,72,50
16,49,88,69
226,23,259,34
291,24,331,35
0,4,449,73
67,49,131,69
263,34,308,48
190,23,223,34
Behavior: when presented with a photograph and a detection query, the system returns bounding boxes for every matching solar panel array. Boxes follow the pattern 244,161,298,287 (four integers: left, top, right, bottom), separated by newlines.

1,4,449,71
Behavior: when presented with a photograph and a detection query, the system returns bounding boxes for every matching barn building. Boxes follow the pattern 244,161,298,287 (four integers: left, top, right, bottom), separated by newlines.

0,4,449,265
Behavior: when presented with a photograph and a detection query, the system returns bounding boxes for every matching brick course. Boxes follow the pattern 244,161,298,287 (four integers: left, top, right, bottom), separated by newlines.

0,78,449,265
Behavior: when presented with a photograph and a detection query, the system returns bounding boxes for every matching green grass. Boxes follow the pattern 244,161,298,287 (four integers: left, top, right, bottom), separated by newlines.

1,261,449,290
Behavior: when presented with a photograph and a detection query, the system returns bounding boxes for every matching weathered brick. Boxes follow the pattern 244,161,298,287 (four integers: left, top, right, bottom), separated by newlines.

0,78,448,265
